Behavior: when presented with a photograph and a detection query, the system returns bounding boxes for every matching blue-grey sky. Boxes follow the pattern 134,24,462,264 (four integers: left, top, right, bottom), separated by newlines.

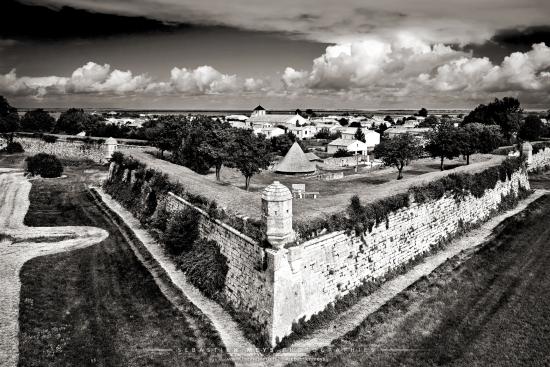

1,0,550,109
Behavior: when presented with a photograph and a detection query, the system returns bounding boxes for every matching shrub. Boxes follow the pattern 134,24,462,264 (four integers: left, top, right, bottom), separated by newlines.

296,157,525,240
2,141,24,154
333,149,353,158
161,207,200,256
25,153,63,178
42,135,58,143
178,238,229,297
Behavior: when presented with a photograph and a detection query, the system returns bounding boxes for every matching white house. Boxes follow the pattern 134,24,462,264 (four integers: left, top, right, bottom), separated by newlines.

248,113,309,129
327,139,370,155
338,127,380,147
253,127,286,138
287,125,316,139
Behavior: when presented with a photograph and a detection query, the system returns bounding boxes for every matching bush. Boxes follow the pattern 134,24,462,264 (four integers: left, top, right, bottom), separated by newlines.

161,207,200,256
333,149,353,158
296,157,525,240
42,135,58,143
178,238,229,297
25,153,64,178
2,141,24,154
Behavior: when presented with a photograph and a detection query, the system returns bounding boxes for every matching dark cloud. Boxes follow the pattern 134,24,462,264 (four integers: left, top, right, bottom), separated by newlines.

462,26,550,63
0,0,188,40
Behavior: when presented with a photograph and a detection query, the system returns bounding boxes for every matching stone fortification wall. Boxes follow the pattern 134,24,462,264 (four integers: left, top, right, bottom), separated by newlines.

268,169,529,344
164,193,274,336
17,137,108,162
530,146,550,171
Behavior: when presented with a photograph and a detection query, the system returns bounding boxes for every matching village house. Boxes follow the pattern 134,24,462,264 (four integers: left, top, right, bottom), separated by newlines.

337,127,380,147
253,126,286,138
287,125,316,139
248,105,309,129
327,138,370,155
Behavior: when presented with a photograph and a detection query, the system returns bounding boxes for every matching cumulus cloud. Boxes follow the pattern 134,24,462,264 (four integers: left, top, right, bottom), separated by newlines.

2,39,550,107
0,61,259,98
279,36,550,105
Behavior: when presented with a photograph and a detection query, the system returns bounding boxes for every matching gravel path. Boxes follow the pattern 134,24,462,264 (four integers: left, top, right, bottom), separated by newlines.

93,183,545,367
93,188,267,367
0,169,108,367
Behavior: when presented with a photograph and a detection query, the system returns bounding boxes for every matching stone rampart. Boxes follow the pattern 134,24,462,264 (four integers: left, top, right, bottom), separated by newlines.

164,193,274,336
267,169,529,344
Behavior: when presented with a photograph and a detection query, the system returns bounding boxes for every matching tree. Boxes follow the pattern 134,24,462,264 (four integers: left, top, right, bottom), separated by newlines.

270,132,306,155
25,153,63,178
519,115,544,141
458,123,503,165
418,107,428,117
55,108,104,135
418,114,439,128
425,122,462,170
338,118,349,126
198,128,233,180
0,96,20,143
354,127,366,142
463,97,522,140
173,116,228,174
144,117,184,157
375,122,388,136
384,115,394,124
373,133,422,179
227,129,272,190
21,109,55,132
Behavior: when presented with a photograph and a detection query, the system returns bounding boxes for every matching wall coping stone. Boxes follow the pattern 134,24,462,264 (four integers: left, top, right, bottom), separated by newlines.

167,192,260,247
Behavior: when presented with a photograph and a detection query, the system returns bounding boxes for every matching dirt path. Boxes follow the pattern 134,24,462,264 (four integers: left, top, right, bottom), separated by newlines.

0,169,108,367
93,188,267,367
93,183,546,367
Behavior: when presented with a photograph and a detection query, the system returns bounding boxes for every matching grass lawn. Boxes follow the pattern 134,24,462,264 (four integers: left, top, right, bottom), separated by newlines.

130,149,501,221
290,177,550,366
17,163,232,366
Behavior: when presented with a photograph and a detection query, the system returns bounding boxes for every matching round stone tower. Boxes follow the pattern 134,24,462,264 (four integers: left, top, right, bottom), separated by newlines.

522,141,533,166
104,137,118,162
261,181,295,249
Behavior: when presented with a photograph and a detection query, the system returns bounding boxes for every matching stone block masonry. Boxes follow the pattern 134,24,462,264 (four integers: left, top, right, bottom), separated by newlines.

15,136,129,163
268,169,530,344
530,146,550,171
106,152,546,347
164,193,275,338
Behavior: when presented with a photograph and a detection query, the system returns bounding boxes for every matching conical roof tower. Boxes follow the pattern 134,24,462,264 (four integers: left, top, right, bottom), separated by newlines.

275,142,316,174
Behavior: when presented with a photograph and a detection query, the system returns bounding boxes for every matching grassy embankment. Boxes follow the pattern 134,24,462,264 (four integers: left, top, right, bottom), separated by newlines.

17,163,232,367
291,174,550,367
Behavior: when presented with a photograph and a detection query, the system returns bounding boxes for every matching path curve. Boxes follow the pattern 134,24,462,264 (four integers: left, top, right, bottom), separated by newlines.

0,169,108,367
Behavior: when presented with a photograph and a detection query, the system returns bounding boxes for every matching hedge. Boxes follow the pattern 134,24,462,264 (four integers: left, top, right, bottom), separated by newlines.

295,157,526,240
104,152,267,243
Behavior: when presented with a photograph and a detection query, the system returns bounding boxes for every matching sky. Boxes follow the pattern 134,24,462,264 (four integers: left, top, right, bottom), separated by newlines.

0,0,549,110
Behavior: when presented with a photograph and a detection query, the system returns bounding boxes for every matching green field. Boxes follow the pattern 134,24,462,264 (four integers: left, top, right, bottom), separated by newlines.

17,163,232,367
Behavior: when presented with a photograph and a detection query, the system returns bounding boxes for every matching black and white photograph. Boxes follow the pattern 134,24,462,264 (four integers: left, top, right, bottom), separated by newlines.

1,0,550,366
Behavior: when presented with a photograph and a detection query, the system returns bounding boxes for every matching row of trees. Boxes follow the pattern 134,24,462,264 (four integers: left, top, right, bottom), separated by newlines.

0,97,147,141
144,115,274,189
374,122,503,179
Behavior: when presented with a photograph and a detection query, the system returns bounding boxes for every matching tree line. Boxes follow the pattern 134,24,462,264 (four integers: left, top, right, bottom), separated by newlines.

373,97,549,179
143,115,305,190
0,97,147,142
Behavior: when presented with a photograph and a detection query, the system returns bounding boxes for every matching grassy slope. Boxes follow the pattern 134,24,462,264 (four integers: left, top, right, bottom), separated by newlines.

290,187,550,366
17,165,232,367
